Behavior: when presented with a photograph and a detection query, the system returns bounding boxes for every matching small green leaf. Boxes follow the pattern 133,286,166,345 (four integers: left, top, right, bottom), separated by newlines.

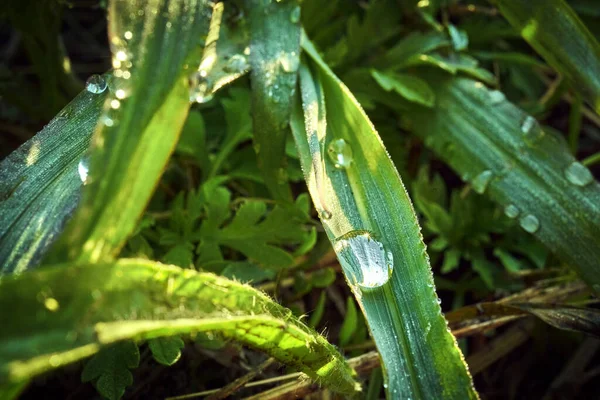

81,341,140,400
371,70,435,107
308,291,327,328
339,297,358,347
448,24,468,51
148,337,185,366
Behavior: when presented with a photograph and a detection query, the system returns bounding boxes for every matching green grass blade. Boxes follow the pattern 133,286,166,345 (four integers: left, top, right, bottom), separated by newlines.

496,0,600,113
0,259,360,396
291,34,477,399
246,0,301,202
409,75,600,293
47,0,212,263
0,84,107,273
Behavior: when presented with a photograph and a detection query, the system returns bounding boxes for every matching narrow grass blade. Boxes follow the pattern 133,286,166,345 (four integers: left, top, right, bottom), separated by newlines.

496,0,600,112
0,259,360,396
47,0,212,263
246,0,301,202
409,75,600,294
0,83,107,273
291,34,477,399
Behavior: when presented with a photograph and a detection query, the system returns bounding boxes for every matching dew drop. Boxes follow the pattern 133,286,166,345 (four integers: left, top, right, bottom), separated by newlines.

189,72,214,104
319,209,332,220
124,31,133,40
290,6,301,23
85,75,107,94
279,51,300,73
78,158,89,184
520,115,544,143
564,162,594,187
471,170,493,194
488,90,505,104
504,204,519,219
44,297,60,312
327,138,354,169
224,54,248,73
333,230,393,290
519,214,540,233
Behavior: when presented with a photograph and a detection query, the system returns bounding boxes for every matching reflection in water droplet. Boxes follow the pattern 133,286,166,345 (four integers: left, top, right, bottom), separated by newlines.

279,51,299,73
564,162,594,187
334,230,393,290
520,115,544,143
327,138,354,169
472,170,493,194
489,90,505,104
504,204,519,219
224,54,248,73
44,297,60,312
519,214,540,233
85,75,107,94
290,6,301,23
78,158,89,184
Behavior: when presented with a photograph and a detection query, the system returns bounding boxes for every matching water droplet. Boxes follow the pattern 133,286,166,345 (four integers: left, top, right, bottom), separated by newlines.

290,6,301,23
436,298,442,304
564,162,594,187
189,72,214,103
44,297,60,312
519,214,540,233
78,158,89,184
489,90,505,104
85,75,107,94
124,31,133,40
319,209,332,220
49,355,61,367
333,230,393,290
115,89,127,99
504,204,519,219
327,138,354,169
279,51,299,73
224,54,248,74
110,99,121,109
243,46,251,56
472,170,493,194
520,115,544,143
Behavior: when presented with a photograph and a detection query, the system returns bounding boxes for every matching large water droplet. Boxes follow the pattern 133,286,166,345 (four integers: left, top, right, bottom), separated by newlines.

327,138,354,169
564,162,594,187
224,54,248,74
279,51,299,73
519,214,540,233
488,90,506,105
85,75,107,94
520,115,544,143
472,170,493,194
504,204,519,219
290,6,301,23
334,230,393,290
78,158,89,184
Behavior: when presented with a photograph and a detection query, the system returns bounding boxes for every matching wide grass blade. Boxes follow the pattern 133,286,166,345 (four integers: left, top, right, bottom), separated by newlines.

0,84,107,273
291,34,477,399
245,0,301,202
47,0,212,263
496,0,600,113
409,75,600,293
0,259,360,396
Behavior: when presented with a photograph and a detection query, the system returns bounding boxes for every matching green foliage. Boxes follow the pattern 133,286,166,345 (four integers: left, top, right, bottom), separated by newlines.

81,342,140,400
148,337,185,366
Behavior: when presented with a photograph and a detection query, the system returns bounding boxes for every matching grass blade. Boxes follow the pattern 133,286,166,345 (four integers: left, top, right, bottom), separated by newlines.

496,0,600,112
0,83,107,273
409,75,600,293
246,0,301,202
47,0,212,263
0,259,360,396
291,34,477,399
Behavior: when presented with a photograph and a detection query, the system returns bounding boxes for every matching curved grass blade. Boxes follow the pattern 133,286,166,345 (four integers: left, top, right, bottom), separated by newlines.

291,34,477,399
0,259,360,396
245,0,301,202
0,83,108,273
408,75,600,294
47,0,212,263
496,0,600,113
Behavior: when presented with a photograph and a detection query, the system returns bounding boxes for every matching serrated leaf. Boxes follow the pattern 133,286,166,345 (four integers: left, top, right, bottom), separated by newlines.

0,259,360,396
81,341,140,400
371,70,435,107
148,336,185,366
47,0,213,263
